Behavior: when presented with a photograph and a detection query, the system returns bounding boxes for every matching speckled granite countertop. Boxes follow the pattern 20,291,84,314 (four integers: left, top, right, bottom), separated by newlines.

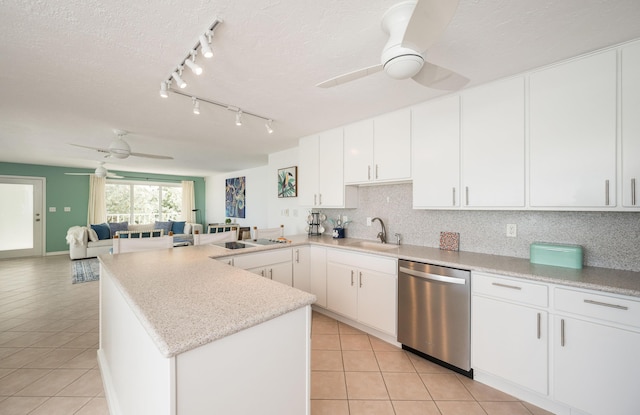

99,245,316,358
209,235,640,298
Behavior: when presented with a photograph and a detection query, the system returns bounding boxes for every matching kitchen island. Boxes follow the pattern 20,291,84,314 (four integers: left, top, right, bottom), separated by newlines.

98,245,316,415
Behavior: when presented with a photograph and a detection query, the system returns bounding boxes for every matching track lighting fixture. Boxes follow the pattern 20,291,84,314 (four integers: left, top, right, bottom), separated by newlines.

265,119,274,134
192,97,200,115
199,33,214,58
184,52,203,75
159,81,169,98
235,111,243,126
172,70,187,89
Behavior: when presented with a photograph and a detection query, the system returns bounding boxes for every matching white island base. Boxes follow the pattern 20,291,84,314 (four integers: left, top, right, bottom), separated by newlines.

98,267,312,415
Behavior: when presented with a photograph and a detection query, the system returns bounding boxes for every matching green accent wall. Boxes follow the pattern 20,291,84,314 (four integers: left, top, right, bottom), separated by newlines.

0,162,206,254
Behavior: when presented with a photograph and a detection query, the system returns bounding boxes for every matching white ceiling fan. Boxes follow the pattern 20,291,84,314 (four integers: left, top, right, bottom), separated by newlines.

65,162,124,179
69,129,173,160
316,0,469,90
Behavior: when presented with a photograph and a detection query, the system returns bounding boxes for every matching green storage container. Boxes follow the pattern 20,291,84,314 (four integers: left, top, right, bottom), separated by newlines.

530,242,583,269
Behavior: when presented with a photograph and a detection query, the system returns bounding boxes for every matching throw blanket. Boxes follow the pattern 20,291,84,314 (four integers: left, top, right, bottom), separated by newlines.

66,226,86,247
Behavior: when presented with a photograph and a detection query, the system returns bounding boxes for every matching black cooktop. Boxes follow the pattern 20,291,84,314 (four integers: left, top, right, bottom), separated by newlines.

218,241,250,250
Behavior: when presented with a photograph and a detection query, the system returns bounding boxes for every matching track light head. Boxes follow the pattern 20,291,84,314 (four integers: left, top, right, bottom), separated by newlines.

199,33,213,58
265,119,274,134
235,110,243,126
159,81,169,98
192,97,200,115
172,71,187,89
184,54,203,75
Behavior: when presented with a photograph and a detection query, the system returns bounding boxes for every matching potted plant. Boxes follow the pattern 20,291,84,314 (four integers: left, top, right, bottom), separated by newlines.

327,216,351,239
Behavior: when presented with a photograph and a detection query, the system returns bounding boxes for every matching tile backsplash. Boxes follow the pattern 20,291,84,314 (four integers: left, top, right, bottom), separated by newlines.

322,183,640,272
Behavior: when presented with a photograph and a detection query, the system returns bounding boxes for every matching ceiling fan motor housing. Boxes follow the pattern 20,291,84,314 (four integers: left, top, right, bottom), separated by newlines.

108,137,131,159
381,0,424,79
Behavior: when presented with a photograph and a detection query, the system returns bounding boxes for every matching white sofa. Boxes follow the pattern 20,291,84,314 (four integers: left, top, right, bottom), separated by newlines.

67,222,203,260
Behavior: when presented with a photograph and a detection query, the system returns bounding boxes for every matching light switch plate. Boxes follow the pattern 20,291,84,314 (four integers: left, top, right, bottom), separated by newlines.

49,207,56,212
64,207,71,212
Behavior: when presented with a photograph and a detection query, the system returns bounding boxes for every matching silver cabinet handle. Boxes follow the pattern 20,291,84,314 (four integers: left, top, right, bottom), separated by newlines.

584,299,628,310
368,165,371,181
261,269,265,277
452,187,456,206
560,319,565,347
465,186,469,206
400,266,467,285
632,178,637,206
605,179,610,206
295,249,299,263
491,282,522,290
359,272,363,288
375,164,379,180
537,313,541,339
350,270,354,286
269,269,273,279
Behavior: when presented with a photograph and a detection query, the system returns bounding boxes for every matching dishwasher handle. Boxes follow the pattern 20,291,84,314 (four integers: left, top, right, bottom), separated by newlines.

400,266,467,285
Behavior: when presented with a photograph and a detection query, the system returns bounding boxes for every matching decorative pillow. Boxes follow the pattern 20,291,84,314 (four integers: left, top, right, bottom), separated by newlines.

91,223,111,240
87,227,99,242
155,221,173,234
108,221,129,238
171,221,186,234
184,223,192,235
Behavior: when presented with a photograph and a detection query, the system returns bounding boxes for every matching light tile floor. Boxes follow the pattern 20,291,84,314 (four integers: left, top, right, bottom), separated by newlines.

1,255,555,415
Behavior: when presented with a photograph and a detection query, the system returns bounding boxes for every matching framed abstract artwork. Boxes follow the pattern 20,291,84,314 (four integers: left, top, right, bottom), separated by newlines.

225,176,246,218
277,166,297,198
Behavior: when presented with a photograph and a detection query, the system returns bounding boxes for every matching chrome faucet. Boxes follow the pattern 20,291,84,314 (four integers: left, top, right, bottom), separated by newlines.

371,217,387,244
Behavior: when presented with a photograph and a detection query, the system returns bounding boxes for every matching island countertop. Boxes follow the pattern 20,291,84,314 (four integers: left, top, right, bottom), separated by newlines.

99,245,316,358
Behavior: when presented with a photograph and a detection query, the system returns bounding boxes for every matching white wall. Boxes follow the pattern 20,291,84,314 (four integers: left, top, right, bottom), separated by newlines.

205,147,305,236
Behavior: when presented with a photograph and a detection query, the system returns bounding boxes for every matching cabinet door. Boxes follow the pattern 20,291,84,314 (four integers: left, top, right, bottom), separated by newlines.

269,261,293,287
344,119,374,184
461,77,525,207
472,296,548,395
374,108,411,181
326,261,358,320
292,246,310,292
357,269,397,336
554,316,640,415
309,246,327,307
412,95,461,208
298,135,319,207
318,128,345,207
622,41,640,208
530,50,617,207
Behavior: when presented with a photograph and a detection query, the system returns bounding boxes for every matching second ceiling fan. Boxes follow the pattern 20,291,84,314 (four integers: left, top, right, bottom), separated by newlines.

316,0,468,90
70,129,173,160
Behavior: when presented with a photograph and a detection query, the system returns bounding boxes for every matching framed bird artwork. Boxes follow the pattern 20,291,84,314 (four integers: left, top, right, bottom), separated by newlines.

278,166,297,198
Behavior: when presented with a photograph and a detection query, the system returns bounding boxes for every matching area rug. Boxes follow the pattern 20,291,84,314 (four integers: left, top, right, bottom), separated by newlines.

72,258,100,284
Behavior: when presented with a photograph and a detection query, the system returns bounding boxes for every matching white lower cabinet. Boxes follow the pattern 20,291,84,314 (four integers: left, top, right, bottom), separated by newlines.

230,249,293,287
326,249,397,336
292,246,310,292
553,288,640,415
472,272,640,415
309,246,327,308
472,272,548,395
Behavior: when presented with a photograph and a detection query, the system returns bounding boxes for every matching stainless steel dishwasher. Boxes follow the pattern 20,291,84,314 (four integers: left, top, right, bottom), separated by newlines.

397,259,472,377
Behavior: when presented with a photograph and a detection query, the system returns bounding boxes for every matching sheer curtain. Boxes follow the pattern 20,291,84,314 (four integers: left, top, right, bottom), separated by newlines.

182,180,196,222
87,175,107,225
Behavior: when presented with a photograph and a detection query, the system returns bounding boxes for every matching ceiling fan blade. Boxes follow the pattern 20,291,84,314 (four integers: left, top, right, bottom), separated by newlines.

69,143,110,154
411,61,469,90
129,152,174,160
401,0,460,52
64,172,92,176
316,64,383,88
107,173,125,179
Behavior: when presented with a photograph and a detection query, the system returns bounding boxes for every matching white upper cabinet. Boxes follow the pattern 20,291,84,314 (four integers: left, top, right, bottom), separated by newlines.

529,50,617,208
298,130,357,208
344,108,411,184
412,95,461,208
622,41,640,208
461,76,526,207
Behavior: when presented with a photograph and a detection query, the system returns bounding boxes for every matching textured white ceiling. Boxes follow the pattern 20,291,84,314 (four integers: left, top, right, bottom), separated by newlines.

1,0,640,176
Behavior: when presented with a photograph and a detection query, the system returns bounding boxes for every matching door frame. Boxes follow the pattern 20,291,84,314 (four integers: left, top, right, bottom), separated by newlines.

0,175,46,259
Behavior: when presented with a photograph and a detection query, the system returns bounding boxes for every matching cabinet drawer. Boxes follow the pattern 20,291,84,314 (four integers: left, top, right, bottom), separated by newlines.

472,272,548,308
327,249,397,275
233,248,292,270
554,287,640,329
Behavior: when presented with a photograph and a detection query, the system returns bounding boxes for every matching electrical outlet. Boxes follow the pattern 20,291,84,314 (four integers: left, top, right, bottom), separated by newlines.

342,215,348,223
48,207,56,212
292,209,298,217
366,217,372,226
506,224,517,237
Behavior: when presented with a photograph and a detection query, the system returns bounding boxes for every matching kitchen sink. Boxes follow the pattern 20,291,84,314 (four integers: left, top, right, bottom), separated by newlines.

345,241,399,251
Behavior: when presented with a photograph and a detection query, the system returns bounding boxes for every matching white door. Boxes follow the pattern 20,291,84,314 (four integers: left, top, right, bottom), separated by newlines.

326,261,358,320
357,269,397,336
344,119,374,184
374,108,412,182
0,176,45,259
